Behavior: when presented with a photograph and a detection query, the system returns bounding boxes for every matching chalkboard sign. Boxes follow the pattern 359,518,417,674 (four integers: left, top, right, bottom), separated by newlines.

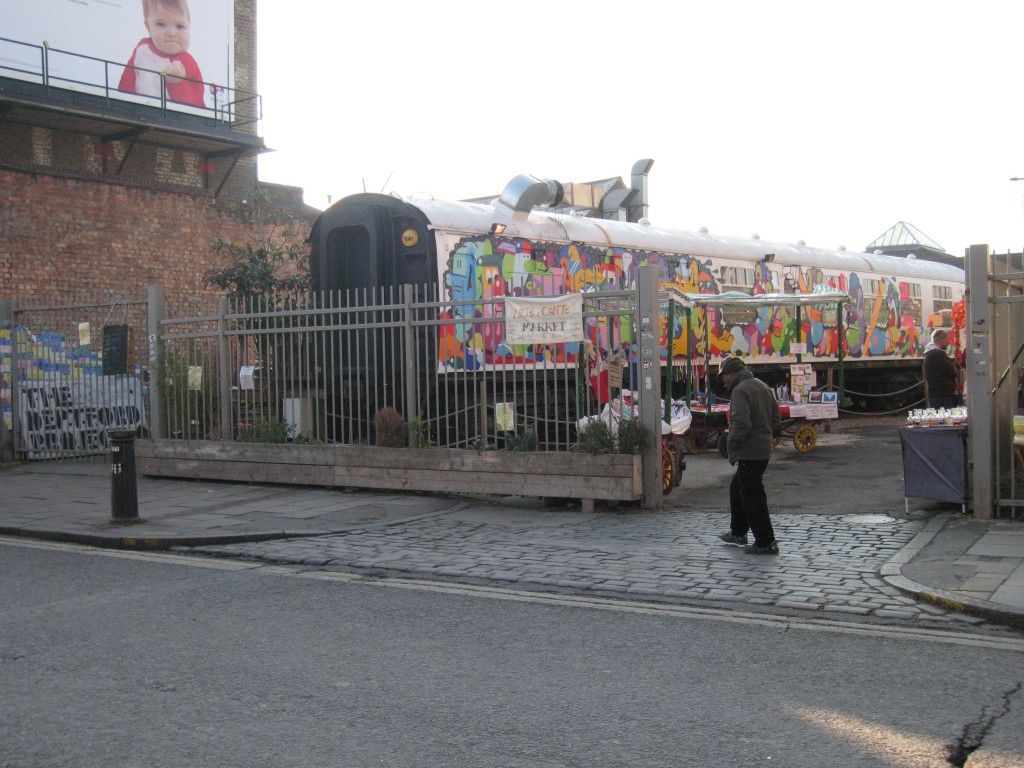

102,324,129,376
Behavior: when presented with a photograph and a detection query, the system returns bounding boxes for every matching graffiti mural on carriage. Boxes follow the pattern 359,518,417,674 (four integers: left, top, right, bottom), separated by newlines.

436,235,926,370
1,326,146,458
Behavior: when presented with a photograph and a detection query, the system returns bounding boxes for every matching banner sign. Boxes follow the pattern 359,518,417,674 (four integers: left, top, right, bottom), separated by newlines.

504,295,584,345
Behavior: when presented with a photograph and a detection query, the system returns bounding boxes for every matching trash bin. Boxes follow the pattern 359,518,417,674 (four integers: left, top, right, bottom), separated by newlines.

109,429,139,523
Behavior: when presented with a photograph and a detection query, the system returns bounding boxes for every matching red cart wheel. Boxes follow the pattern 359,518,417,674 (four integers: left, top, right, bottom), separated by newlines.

662,445,676,494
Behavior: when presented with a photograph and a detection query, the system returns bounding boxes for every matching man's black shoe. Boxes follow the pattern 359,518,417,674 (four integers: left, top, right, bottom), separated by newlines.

744,540,779,555
719,532,748,546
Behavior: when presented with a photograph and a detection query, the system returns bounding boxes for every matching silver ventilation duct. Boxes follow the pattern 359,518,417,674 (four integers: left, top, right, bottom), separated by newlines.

494,175,564,220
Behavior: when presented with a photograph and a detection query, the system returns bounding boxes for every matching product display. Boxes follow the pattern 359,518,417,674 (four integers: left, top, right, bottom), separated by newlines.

905,407,967,428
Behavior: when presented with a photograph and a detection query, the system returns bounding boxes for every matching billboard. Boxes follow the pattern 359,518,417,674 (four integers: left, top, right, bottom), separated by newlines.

1,0,233,113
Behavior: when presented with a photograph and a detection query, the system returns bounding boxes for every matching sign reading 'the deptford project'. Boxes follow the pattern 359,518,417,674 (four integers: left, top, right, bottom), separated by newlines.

504,295,584,345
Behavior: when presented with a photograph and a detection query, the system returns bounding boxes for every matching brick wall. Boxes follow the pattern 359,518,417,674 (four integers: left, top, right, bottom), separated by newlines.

0,170,316,305
0,0,322,305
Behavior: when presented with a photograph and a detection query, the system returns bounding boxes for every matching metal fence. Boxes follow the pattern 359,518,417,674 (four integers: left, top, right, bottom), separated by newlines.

2,292,149,461
1,284,658,462
0,36,261,130
151,285,647,453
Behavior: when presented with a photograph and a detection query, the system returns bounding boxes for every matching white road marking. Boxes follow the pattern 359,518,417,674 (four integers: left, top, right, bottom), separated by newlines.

4,535,1022,652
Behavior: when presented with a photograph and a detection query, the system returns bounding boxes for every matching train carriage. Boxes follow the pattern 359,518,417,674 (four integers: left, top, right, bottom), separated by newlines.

309,178,965,415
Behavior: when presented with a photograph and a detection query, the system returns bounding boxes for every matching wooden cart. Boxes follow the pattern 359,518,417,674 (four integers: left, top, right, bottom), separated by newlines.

683,403,821,456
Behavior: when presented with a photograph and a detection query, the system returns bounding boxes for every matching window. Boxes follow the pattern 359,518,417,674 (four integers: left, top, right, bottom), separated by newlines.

932,284,954,327
903,282,922,327
720,266,755,294
861,278,881,327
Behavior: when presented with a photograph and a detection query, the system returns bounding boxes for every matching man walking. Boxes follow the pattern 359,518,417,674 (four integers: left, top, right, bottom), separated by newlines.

716,356,782,555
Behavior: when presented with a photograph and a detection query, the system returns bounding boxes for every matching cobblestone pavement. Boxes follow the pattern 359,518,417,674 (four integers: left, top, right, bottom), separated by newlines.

182,509,985,629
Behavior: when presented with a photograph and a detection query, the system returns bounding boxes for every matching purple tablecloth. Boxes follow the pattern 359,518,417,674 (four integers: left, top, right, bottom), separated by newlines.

898,426,967,504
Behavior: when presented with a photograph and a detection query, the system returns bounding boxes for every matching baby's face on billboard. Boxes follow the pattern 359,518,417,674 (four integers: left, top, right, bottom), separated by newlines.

145,5,191,56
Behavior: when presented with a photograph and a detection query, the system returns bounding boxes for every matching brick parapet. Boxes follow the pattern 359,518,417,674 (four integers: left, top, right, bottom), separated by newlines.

0,170,315,306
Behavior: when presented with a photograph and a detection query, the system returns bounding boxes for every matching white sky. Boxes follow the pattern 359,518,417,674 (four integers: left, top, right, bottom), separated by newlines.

255,0,1024,258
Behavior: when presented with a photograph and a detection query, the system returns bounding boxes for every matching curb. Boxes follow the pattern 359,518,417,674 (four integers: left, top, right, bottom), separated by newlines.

880,514,1024,630
0,505,466,553
0,525,307,551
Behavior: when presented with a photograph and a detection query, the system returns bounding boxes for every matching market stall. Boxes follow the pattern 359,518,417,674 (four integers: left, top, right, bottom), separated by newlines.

899,420,968,514
680,290,851,456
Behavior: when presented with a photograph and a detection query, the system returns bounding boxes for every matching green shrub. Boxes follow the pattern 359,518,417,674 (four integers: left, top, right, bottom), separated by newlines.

409,417,436,448
504,428,538,452
615,419,650,455
238,417,293,443
577,418,650,454
576,419,615,454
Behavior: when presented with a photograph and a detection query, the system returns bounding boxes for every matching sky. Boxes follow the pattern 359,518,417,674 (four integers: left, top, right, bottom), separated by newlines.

255,0,1024,259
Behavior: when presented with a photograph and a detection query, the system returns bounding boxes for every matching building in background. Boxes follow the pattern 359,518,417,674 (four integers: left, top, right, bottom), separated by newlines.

0,0,316,304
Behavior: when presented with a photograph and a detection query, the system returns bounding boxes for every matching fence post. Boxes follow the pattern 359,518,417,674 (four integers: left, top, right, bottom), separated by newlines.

966,244,993,518
0,298,13,463
217,296,233,441
637,266,663,509
147,285,166,439
402,285,418,435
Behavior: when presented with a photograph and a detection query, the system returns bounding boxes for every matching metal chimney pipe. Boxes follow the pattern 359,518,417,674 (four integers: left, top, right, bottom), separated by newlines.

630,158,655,222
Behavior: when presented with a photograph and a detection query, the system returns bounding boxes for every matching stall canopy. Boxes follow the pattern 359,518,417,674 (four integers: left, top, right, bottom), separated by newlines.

682,290,851,309
679,289,852,402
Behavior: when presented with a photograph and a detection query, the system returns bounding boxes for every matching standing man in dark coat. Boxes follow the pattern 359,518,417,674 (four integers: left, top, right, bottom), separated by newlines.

717,356,782,555
922,328,961,408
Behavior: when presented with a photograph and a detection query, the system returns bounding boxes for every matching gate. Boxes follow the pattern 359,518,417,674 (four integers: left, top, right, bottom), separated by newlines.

966,244,1024,518
0,292,149,461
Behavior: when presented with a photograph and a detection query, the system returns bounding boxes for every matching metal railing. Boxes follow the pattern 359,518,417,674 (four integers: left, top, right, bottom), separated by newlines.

151,285,643,452
0,36,261,131
2,281,664,462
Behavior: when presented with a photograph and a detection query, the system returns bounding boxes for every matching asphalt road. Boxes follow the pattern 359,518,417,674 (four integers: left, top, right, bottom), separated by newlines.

3,537,1022,768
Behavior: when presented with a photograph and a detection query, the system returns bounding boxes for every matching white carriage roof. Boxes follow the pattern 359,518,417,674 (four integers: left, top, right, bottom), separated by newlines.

400,194,965,283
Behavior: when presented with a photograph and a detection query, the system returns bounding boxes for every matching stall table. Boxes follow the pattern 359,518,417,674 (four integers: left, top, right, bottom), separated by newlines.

898,426,968,514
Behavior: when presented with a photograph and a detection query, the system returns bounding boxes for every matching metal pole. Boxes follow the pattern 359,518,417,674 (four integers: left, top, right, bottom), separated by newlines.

685,308,693,400
837,299,846,405
664,296,674,421
403,285,418,440
146,285,166,439
966,244,992,518
637,266,663,509
795,306,803,365
217,296,233,440
0,298,13,463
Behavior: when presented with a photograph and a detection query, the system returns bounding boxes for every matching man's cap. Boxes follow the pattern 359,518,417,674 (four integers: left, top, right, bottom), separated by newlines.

719,356,746,376
932,328,949,344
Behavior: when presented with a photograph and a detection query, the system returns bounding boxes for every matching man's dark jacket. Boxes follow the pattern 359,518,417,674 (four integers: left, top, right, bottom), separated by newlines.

726,368,782,463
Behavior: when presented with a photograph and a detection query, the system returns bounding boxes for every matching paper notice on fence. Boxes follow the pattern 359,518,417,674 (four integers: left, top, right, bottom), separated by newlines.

504,295,584,344
187,366,203,391
239,366,256,390
495,402,516,432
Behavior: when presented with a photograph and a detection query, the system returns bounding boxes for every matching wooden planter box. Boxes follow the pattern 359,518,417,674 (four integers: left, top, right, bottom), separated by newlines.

135,440,643,508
